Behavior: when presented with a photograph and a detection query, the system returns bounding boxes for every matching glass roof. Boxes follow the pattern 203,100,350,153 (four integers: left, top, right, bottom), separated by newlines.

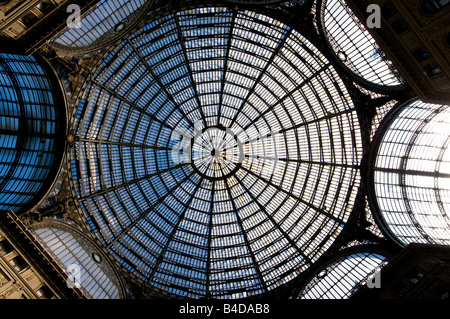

70,7,363,299
372,99,450,246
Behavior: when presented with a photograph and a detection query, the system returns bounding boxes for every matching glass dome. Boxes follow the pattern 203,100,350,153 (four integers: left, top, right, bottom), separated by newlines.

369,99,450,246
70,6,363,299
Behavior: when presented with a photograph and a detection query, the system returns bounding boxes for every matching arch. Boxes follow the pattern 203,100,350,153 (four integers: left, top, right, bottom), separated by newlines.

296,246,391,299
30,218,127,299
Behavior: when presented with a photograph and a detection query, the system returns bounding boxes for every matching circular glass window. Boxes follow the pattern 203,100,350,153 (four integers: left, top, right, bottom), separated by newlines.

92,252,103,264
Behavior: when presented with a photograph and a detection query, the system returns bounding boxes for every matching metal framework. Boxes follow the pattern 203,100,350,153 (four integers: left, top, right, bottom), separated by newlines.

369,99,450,246
69,5,364,299
0,53,65,213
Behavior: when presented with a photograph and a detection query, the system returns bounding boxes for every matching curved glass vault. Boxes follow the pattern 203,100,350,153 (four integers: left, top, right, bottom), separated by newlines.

297,247,389,299
370,99,450,246
320,0,405,90
31,219,125,299
0,54,64,213
50,0,151,55
70,7,363,298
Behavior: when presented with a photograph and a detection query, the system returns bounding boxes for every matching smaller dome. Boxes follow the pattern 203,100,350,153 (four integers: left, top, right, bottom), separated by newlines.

50,0,151,55
369,99,450,246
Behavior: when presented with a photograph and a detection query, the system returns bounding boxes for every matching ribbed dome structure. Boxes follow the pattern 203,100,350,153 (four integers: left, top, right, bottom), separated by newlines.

70,6,363,298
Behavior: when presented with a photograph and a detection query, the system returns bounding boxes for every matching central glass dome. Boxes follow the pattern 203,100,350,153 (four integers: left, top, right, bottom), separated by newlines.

70,6,363,299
